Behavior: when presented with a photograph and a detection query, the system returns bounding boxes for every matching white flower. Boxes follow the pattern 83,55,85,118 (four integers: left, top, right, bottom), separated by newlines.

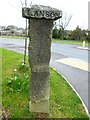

14,68,17,72
22,62,25,66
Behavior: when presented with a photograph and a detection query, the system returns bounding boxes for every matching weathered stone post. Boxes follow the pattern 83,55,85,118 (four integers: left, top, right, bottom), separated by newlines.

22,5,62,113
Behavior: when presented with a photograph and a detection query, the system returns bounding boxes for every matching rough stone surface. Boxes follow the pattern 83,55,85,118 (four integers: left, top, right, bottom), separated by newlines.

29,100,49,113
22,5,62,20
28,19,53,113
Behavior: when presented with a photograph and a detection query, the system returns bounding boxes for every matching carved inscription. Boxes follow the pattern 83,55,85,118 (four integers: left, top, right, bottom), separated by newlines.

22,5,62,20
28,10,61,18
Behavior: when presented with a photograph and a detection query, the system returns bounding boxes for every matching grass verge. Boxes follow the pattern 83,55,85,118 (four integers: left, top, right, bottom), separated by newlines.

1,48,89,119
52,39,89,46
0,35,25,39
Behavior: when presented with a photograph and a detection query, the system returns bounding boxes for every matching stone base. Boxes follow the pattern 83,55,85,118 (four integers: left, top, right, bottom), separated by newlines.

29,100,49,113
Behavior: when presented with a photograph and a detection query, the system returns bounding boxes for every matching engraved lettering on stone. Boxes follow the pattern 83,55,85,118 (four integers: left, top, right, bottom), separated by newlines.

34,11,39,17
22,5,62,20
46,11,50,17
40,11,44,17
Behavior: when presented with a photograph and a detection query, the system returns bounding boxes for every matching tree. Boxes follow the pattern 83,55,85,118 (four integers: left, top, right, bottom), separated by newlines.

24,0,28,65
70,26,82,40
87,30,90,42
81,30,88,40
52,22,60,39
58,13,72,40
20,0,32,65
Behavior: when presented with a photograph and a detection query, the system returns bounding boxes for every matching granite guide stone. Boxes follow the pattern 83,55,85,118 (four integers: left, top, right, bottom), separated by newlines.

22,5,62,113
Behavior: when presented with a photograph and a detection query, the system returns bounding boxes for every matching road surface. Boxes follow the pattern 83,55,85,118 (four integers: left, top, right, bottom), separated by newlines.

0,38,89,114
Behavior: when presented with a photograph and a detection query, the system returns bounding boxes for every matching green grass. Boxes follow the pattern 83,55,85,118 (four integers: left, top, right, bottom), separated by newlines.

52,39,89,46
1,48,89,119
0,35,25,39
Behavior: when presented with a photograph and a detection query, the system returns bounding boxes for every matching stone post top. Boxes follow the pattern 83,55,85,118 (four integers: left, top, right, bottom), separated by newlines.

22,5,62,20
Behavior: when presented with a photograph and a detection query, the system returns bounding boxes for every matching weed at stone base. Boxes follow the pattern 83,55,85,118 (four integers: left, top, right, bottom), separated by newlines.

6,64,30,93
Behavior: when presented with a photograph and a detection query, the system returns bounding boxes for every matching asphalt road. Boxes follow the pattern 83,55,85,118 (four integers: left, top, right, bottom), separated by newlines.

0,38,89,114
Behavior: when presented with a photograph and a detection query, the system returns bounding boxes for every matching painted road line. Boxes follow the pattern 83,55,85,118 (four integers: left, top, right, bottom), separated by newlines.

55,57,89,72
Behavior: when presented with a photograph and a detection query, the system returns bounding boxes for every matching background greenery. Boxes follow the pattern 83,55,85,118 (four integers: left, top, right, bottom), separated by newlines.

52,26,89,43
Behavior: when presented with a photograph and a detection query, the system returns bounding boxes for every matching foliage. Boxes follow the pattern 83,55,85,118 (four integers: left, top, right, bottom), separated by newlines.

52,12,87,41
7,68,29,92
58,13,72,40
3,56,30,93
52,22,60,39
52,28,60,39
52,25,88,41
87,30,90,43
52,13,72,40
70,26,83,40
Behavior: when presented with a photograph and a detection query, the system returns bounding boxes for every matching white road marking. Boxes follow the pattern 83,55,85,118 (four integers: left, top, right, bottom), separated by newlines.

55,57,89,72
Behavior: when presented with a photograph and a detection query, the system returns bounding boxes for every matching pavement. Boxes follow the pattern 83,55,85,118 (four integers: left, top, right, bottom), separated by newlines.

56,57,89,72
0,38,89,115
77,46,90,51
